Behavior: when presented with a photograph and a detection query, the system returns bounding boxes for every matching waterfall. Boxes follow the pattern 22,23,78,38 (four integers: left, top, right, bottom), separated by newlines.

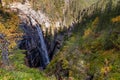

36,24,50,67
10,1,67,69
29,16,50,67
18,15,50,69
9,1,51,69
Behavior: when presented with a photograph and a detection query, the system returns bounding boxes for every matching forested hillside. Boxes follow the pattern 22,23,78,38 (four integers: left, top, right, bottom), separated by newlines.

46,0,120,80
0,0,120,80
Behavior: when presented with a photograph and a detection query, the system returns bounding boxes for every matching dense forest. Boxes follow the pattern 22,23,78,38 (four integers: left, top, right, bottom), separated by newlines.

0,0,120,80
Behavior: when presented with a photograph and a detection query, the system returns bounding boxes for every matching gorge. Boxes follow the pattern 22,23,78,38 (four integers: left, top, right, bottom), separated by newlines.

0,0,120,80
10,1,74,69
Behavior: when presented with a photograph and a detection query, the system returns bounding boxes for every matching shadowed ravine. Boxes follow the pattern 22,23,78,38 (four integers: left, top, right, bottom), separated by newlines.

19,15,49,69
18,13,74,69
10,1,87,69
9,0,100,70
0,0,120,80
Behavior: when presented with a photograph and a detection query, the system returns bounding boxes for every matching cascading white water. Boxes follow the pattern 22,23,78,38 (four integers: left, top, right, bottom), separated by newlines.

18,16,50,68
9,1,51,68
25,16,50,68
36,25,50,66
10,1,64,68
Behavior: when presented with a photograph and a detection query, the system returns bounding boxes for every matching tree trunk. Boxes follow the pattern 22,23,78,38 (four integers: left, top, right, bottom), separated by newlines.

1,47,9,66
0,0,2,7
0,34,9,66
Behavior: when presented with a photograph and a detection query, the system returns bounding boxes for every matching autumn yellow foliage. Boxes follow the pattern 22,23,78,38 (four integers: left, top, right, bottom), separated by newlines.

92,17,99,26
83,17,100,38
83,28,93,38
0,9,22,49
101,66,111,75
111,16,120,23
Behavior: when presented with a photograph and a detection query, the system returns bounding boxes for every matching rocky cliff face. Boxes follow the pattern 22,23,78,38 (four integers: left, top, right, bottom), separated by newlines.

9,0,116,69
18,15,50,69
8,0,120,68
1,0,120,80
9,1,73,69
9,0,99,28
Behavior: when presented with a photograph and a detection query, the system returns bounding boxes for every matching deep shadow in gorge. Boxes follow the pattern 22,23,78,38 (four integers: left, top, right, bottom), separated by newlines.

18,15,50,69
9,0,99,70
16,0,97,70
16,0,101,71
18,14,74,69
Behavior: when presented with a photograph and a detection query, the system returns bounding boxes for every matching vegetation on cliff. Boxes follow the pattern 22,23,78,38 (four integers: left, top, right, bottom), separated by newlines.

0,0,120,80
0,6,52,80
46,0,120,80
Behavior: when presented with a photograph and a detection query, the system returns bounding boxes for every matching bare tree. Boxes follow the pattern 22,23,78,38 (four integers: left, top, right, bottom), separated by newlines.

0,34,9,66
0,0,2,7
